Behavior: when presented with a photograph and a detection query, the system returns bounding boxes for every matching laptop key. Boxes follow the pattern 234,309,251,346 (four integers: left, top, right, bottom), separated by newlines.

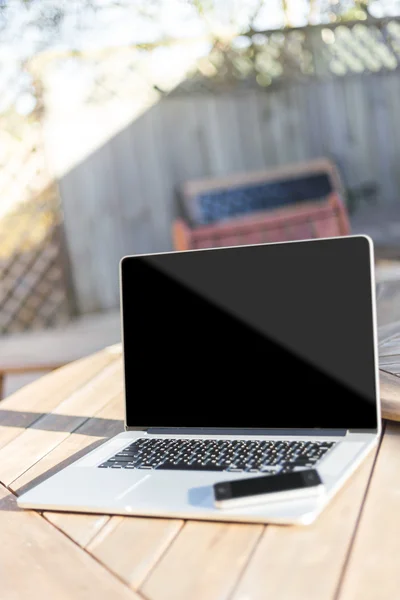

157,462,224,471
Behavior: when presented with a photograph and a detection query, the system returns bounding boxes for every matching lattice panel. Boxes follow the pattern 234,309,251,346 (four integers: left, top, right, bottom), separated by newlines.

0,195,72,335
174,17,400,93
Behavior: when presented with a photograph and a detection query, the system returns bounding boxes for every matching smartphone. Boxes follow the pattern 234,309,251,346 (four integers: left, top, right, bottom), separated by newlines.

213,469,325,509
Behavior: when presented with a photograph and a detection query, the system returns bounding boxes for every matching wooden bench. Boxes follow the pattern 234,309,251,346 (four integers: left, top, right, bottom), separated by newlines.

173,158,350,251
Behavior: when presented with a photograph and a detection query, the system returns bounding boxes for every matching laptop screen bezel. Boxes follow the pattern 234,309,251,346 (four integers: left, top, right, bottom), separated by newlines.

120,236,381,434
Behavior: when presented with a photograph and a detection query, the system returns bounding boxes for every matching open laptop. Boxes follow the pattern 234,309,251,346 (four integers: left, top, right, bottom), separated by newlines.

18,235,380,525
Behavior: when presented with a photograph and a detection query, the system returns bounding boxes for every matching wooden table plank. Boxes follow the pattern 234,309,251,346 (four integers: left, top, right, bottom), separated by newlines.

0,359,123,486
0,350,118,452
141,521,263,600
12,392,124,494
376,280,400,328
379,358,400,373
45,512,110,550
379,373,400,421
338,422,400,600
87,516,183,590
379,370,400,422
231,448,378,600
12,393,124,547
377,280,400,420
0,484,141,600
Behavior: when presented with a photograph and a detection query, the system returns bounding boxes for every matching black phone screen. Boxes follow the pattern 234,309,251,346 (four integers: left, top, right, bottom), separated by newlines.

214,469,322,501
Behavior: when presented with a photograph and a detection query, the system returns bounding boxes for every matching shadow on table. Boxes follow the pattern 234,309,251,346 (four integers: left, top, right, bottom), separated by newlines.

0,440,103,511
0,491,22,512
0,410,122,435
12,439,107,500
0,410,124,509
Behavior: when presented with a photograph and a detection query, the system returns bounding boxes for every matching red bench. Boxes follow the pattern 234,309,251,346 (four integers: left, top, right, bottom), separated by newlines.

173,159,350,251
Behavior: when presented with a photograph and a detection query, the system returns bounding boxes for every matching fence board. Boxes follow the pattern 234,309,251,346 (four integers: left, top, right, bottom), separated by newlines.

342,76,372,190
304,80,325,159
256,93,278,168
159,97,205,204
269,88,289,166
87,145,122,311
201,96,229,177
59,157,105,314
139,105,175,253
234,91,265,171
368,75,395,207
289,83,313,163
214,95,244,174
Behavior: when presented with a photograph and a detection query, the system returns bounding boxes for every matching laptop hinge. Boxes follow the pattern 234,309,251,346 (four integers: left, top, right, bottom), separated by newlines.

347,429,378,434
147,427,347,436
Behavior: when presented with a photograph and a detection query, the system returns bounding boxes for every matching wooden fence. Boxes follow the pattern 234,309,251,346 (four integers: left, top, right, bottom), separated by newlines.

58,71,400,313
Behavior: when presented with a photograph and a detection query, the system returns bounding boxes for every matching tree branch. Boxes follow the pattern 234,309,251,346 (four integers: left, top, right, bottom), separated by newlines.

281,0,292,27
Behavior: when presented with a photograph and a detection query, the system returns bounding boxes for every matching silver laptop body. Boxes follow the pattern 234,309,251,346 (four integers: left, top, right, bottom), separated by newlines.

18,236,380,525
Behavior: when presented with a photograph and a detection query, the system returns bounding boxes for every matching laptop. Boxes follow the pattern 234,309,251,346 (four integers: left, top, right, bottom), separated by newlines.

18,235,380,525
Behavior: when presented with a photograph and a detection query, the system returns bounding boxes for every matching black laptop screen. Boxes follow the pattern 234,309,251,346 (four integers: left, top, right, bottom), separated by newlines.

121,237,378,430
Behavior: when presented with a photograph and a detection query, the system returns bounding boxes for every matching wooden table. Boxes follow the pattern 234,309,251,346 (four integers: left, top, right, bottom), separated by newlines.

2,279,400,600
377,278,400,420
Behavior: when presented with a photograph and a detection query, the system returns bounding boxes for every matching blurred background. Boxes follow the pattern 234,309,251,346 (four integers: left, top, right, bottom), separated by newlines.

1,0,400,395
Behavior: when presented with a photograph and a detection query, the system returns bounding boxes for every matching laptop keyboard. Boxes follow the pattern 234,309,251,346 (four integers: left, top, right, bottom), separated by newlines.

98,438,335,473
